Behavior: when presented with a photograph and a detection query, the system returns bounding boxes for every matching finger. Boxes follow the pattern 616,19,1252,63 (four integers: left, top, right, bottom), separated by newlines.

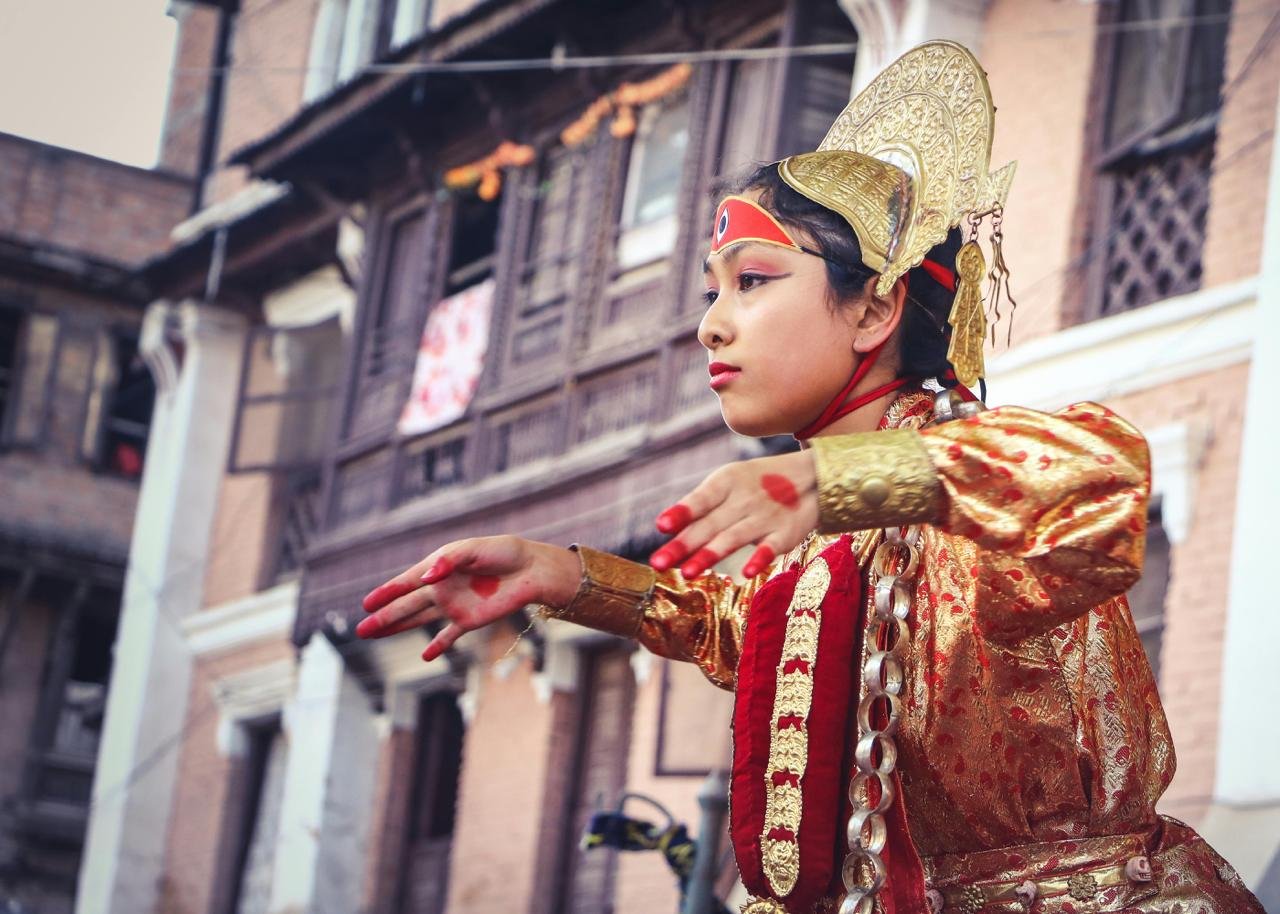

357,588,437,638
655,470,732,534
651,502,746,571
422,622,465,662
362,543,479,613
680,517,761,578
365,602,446,639
741,543,778,579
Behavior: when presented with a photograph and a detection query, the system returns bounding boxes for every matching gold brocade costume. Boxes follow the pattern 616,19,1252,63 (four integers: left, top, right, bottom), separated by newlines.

551,390,1264,913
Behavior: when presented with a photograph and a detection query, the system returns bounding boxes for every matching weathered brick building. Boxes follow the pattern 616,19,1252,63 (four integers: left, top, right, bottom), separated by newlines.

74,1,1280,913
0,132,192,913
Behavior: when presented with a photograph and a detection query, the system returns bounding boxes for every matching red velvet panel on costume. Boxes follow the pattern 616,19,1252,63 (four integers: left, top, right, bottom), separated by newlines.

730,535,862,912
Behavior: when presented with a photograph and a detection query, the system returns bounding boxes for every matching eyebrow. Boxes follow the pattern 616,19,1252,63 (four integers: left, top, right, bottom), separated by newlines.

702,241,765,275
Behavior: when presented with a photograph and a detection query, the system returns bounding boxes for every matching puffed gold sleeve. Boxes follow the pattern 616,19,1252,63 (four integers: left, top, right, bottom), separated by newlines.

544,544,762,690
812,402,1151,640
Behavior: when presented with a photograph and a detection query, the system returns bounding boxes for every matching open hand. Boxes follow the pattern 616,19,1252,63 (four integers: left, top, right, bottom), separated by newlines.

651,450,818,579
356,535,579,661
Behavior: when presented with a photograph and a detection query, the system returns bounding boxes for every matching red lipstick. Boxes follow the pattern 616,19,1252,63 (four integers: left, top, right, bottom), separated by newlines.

709,361,741,390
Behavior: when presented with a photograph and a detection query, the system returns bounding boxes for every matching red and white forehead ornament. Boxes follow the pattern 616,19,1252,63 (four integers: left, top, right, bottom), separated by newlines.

710,195,803,256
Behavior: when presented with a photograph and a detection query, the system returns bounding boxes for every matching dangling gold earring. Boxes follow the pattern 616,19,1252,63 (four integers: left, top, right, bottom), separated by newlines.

947,216,988,389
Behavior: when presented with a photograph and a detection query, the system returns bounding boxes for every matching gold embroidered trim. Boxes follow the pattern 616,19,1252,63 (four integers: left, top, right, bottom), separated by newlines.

760,555,831,897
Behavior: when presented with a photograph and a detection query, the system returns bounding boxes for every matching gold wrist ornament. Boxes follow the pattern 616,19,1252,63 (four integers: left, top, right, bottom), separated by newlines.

538,544,655,639
810,430,942,533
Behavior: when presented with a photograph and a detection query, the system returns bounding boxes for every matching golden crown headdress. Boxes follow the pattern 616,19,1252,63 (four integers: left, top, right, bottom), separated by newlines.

777,40,1017,387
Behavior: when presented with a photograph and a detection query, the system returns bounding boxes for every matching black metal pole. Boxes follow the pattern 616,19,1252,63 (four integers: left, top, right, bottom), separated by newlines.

682,765,729,914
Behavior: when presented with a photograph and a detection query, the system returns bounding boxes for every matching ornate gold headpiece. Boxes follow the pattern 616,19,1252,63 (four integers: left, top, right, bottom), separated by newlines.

778,40,1017,387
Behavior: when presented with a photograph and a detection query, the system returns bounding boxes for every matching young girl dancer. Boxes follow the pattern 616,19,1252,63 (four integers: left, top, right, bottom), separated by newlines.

357,41,1264,914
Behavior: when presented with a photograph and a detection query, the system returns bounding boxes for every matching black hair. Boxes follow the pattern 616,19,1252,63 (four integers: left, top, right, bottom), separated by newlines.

710,163,962,381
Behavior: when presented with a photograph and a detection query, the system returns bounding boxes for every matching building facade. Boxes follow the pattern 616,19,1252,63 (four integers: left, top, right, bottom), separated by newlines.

73,1,1280,913
0,132,192,913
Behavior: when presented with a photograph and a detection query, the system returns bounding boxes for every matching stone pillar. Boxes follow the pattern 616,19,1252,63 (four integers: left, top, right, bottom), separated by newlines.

838,0,989,93
75,300,247,914
1216,86,1280,806
270,632,379,914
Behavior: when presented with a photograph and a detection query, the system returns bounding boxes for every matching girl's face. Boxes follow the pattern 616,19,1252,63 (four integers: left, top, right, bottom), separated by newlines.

698,217,863,438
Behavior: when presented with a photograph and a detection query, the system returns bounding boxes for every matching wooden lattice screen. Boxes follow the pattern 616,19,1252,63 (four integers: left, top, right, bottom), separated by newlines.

1101,135,1214,316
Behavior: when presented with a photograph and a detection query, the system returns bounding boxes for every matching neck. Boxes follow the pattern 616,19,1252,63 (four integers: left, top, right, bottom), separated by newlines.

797,349,907,443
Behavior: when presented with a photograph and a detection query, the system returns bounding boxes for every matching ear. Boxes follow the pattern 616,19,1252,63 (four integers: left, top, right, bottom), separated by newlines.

852,274,907,354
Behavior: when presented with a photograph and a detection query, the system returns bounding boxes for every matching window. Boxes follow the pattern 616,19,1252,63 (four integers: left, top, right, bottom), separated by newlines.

0,305,20,430
83,331,155,479
1089,0,1231,317
1126,505,1171,683
305,0,424,101
616,97,690,269
22,580,118,828
1,310,59,447
395,692,465,914
505,141,602,372
226,719,289,914
550,646,636,913
774,2,857,157
348,205,433,440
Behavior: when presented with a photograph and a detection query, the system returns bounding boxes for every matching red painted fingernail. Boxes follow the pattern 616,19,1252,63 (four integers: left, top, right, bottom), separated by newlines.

650,547,676,571
356,616,382,639
421,557,455,584
681,548,718,579
656,504,693,534
742,544,776,578
362,580,416,613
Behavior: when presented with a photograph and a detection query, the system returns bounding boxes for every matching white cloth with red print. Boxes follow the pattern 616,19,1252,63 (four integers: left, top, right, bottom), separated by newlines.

398,278,494,436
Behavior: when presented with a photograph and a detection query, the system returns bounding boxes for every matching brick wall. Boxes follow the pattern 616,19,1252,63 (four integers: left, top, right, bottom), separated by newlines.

201,473,280,608
158,637,295,914
444,630,557,913
157,3,221,178
1105,362,1249,822
981,0,1100,348
203,0,321,205
0,133,190,267
1201,0,1280,288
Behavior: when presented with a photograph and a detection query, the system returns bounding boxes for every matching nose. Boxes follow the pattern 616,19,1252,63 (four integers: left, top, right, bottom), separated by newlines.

697,294,733,351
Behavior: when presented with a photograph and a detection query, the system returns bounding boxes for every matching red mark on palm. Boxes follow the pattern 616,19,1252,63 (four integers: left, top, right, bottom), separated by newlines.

469,575,501,598
362,580,418,613
761,473,799,509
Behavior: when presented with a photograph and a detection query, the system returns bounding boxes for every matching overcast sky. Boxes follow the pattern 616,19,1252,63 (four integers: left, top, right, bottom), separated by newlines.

0,1,177,168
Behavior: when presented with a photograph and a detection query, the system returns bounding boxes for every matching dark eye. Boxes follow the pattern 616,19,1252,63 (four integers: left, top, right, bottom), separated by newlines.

702,288,719,306
738,272,769,291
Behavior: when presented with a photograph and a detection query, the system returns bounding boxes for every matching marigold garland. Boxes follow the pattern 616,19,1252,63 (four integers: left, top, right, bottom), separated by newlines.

443,62,692,199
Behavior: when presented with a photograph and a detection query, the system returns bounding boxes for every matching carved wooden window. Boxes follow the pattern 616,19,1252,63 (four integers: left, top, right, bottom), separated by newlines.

486,397,565,475
0,309,59,448
774,2,857,157
394,426,469,505
81,330,155,479
395,691,465,914
347,204,434,442
1089,0,1231,317
615,96,691,270
331,446,396,527
572,360,658,444
505,140,605,374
